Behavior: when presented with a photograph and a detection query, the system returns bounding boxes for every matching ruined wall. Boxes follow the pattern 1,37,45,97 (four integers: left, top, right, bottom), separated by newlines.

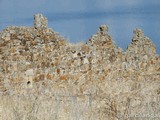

0,14,160,120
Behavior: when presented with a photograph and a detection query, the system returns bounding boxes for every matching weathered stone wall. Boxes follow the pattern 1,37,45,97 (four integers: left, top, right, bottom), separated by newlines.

0,14,159,120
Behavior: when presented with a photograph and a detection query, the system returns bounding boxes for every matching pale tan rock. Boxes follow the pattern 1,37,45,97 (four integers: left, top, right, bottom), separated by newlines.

0,14,159,120
34,14,48,29
25,69,34,76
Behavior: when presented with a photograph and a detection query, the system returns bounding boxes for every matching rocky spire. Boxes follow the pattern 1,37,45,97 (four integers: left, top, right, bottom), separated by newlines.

127,28,156,54
132,28,145,41
125,28,157,65
34,14,48,29
87,25,114,48
98,25,109,36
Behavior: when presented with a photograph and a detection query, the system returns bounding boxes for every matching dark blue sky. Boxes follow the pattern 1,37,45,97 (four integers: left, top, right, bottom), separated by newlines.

0,0,160,54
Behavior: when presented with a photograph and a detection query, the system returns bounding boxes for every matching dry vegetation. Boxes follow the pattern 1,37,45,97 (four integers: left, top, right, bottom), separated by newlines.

0,78,159,120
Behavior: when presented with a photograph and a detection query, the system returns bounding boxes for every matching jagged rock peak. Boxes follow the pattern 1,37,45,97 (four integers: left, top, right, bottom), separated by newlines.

0,14,66,48
34,14,48,29
98,25,108,36
132,28,145,41
87,25,115,47
131,28,156,53
126,28,157,62
134,28,144,37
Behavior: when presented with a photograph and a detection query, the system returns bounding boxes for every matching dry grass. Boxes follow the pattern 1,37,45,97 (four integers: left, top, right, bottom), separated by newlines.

0,75,159,120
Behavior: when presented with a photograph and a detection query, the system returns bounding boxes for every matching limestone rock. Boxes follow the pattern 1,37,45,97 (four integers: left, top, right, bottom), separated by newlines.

98,24,108,35
25,69,34,76
34,14,48,29
132,28,145,41
0,14,159,120
125,28,157,71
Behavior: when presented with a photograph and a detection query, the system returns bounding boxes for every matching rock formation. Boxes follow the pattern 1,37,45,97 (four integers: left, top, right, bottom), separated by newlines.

34,14,48,29
0,14,159,120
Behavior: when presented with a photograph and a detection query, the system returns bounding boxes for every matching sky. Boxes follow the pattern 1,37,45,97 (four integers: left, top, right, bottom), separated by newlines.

0,0,160,54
